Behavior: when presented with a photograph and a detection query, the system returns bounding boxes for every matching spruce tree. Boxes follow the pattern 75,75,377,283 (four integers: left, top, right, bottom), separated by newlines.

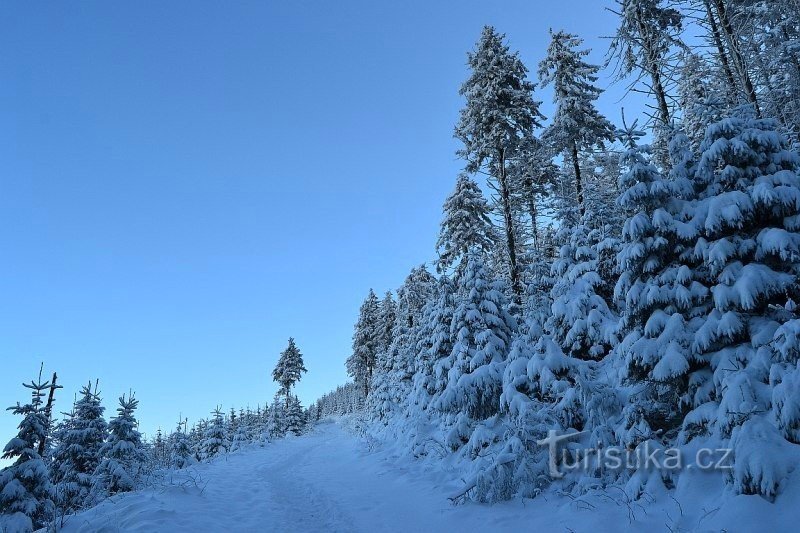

346,289,380,396
283,395,306,436
436,174,495,277
376,291,396,356
547,222,619,361
272,338,307,407
168,418,194,469
92,393,146,498
200,407,228,459
455,26,544,300
51,382,107,512
614,125,708,447
689,115,800,496
412,276,455,412
676,52,727,151
383,266,436,415
229,415,250,452
435,251,516,444
0,374,55,531
539,30,614,214
608,0,683,127
369,291,399,421
267,396,286,439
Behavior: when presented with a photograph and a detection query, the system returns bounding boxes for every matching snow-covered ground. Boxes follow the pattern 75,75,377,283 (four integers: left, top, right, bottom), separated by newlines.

60,420,800,532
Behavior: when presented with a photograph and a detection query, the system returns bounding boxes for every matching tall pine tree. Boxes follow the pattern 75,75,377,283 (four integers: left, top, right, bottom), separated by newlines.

346,290,380,396
539,30,614,214
456,26,544,300
272,338,307,407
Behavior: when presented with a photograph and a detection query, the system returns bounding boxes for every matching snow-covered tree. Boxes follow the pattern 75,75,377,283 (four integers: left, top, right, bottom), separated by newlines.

377,266,436,418
608,0,683,127
272,338,307,406
168,418,194,469
676,52,728,150
614,125,708,447
283,395,306,436
229,409,250,452
539,30,614,214
693,0,762,117
314,383,364,418
0,374,55,531
375,292,397,356
686,115,800,497
411,275,455,412
547,223,619,361
369,291,400,420
200,407,228,460
436,174,495,277
745,1,800,141
435,251,516,445
92,393,146,498
346,290,380,396
456,26,544,299
51,382,107,512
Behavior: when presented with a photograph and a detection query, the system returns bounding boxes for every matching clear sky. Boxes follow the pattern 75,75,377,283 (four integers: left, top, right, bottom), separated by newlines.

1,1,644,446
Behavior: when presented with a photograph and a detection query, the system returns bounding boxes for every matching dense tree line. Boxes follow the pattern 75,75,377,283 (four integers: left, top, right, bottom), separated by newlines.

0,338,310,531
342,1,800,503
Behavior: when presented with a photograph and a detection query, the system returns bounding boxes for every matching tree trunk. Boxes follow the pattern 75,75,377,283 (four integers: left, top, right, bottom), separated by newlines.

711,0,761,116
497,148,523,303
38,372,60,457
572,141,584,216
526,177,539,252
633,7,671,127
703,0,739,103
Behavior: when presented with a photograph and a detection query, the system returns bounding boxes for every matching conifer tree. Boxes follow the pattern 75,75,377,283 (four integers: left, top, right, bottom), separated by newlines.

456,26,544,300
676,52,727,151
267,396,286,440
436,174,495,277
688,115,800,497
283,395,306,436
272,338,307,407
0,373,55,531
369,291,399,420
547,222,619,360
151,427,168,468
613,125,710,448
51,382,108,512
382,266,436,414
435,251,516,442
608,0,683,127
92,393,146,498
539,30,614,214
200,407,228,459
412,276,455,412
346,289,380,396
168,418,194,469
376,292,397,356
229,417,250,452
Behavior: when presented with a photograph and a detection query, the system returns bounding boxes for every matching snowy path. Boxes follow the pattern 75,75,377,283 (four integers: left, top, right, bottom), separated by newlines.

60,421,526,532
61,420,800,532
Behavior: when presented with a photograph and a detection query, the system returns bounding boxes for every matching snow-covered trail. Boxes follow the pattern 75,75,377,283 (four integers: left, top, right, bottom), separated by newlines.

60,421,525,533
60,420,800,532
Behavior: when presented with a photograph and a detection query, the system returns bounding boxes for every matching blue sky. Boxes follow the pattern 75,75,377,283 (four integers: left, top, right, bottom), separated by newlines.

1,1,644,444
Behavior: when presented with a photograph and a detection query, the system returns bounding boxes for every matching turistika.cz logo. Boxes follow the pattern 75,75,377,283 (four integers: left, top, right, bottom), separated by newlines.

536,430,733,479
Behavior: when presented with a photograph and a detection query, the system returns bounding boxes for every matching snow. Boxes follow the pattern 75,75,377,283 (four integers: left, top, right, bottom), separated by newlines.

54,419,800,533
